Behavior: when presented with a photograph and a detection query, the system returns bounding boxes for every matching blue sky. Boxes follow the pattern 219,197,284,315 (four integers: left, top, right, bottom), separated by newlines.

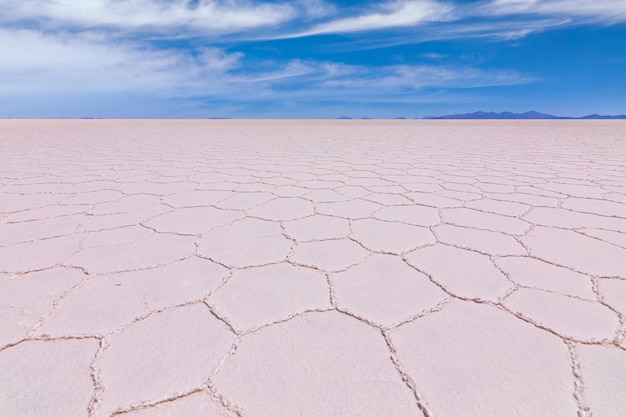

1,0,625,118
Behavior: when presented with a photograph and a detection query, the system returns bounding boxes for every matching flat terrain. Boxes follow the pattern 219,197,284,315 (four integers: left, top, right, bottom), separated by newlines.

1,120,625,417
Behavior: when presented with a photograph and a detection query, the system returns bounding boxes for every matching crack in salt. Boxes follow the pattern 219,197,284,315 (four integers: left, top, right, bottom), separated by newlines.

565,341,593,417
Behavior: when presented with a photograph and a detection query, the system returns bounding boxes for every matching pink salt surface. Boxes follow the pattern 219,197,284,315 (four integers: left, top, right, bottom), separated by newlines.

1,119,625,417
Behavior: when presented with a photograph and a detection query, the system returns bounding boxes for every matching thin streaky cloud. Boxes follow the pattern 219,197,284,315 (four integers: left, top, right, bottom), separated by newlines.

295,0,338,19
483,0,626,22
0,0,294,33
0,29,243,95
0,27,529,99
288,17,571,53
320,65,531,91
3,0,623,42
280,0,454,38
1,0,624,117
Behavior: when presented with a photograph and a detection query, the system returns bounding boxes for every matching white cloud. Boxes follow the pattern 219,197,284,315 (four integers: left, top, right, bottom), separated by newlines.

321,64,530,92
3,0,623,44
0,29,244,95
295,0,337,19
0,0,294,33
433,17,570,40
0,27,529,105
485,0,626,22
0,28,356,105
287,0,453,37
489,0,539,13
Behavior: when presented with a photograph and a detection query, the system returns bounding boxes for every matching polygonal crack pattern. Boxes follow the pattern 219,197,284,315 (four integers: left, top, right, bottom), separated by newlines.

213,311,423,417
390,300,578,417
1,120,625,417
331,254,447,328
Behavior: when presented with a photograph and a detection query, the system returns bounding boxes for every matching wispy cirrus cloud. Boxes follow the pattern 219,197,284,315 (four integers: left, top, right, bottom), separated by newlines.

2,0,623,42
282,0,453,38
0,0,294,34
0,29,244,96
483,0,626,22
272,0,624,43
308,16,571,54
1,0,622,117
320,64,530,92
0,27,529,105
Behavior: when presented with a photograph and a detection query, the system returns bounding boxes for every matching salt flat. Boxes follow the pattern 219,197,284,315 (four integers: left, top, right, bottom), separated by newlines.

1,120,625,417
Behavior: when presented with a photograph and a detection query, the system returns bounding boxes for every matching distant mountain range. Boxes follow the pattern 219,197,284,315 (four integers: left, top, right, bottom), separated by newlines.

425,111,626,119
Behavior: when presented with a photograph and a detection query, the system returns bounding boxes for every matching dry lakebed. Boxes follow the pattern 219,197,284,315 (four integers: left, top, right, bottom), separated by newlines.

1,120,625,417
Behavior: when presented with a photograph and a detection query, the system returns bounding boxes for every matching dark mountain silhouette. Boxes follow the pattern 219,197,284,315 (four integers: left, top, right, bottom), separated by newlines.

579,114,626,119
426,111,626,119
